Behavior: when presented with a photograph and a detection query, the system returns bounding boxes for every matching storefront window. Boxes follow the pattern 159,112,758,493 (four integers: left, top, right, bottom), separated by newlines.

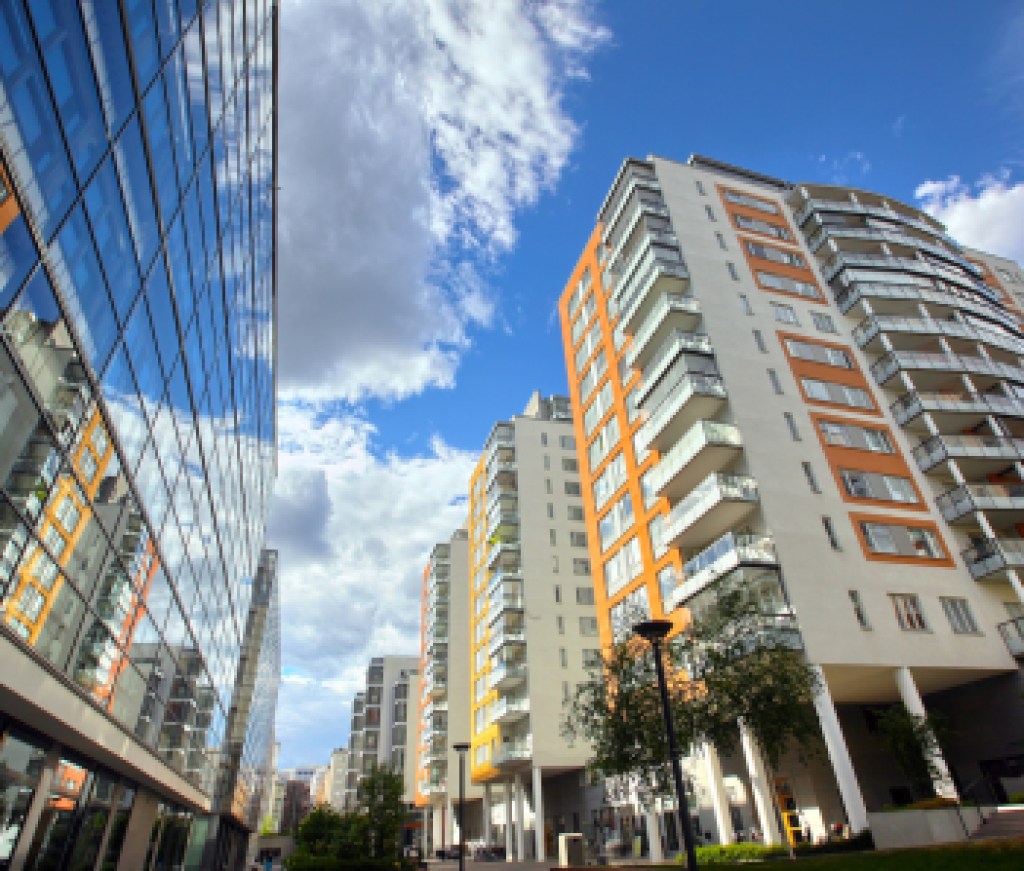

0,724,48,867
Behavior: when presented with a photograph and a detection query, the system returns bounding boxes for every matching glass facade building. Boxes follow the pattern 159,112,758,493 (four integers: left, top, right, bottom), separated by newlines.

0,1,277,869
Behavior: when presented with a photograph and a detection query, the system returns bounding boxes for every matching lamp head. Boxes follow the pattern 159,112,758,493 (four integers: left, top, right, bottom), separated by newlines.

453,742,470,753
633,619,673,644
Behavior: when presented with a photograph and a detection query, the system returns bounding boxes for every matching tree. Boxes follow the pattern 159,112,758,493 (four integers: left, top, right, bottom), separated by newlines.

357,763,406,861
872,705,951,800
562,580,823,842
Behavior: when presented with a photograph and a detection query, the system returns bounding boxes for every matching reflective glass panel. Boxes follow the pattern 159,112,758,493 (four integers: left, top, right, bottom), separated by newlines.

114,118,159,273
79,0,135,137
0,725,47,867
84,156,140,324
0,210,38,311
141,78,179,224
123,0,160,95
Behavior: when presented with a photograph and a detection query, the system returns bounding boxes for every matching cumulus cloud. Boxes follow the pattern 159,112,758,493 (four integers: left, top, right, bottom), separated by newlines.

277,0,609,402
914,171,1024,264
267,402,478,764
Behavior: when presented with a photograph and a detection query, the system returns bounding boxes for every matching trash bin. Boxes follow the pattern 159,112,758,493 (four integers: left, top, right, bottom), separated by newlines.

558,833,585,867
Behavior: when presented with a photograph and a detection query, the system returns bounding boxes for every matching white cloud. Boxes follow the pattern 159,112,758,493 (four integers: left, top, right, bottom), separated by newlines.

267,401,477,766
277,0,608,402
816,150,871,185
914,171,1024,264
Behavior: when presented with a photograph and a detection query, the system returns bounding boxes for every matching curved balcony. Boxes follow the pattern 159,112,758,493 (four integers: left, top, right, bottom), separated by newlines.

834,281,1018,332
824,252,985,294
646,420,743,500
913,434,1024,474
891,390,1024,428
668,533,778,609
961,537,1024,582
635,374,727,454
662,473,759,551
623,293,702,370
871,351,1024,389
854,314,1024,357
937,482,1024,525
636,331,714,405
614,248,690,333
794,197,950,243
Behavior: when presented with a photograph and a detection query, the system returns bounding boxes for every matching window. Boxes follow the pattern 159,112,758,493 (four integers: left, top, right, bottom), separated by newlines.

576,586,595,605
556,615,565,635
746,240,806,268
757,271,819,298
705,205,716,222
771,302,799,325
822,516,841,550
840,471,917,503
554,585,562,604
784,412,801,440
722,189,779,214
849,591,870,629
734,213,793,240
891,594,928,631
552,555,560,572
862,522,897,553
727,262,740,281
42,525,66,558
819,421,894,453
563,681,571,702
593,453,627,510
812,311,838,334
559,648,568,668
695,180,706,196
907,527,942,558
583,381,613,435
544,455,551,470
568,505,584,521
562,457,578,472
579,616,599,636
547,502,554,519
549,529,557,545
54,495,81,533
545,478,553,494
768,369,784,394
801,378,873,409
588,416,620,472
941,597,979,634
560,435,575,449
17,585,45,621
715,232,727,250
598,492,634,551
753,329,767,353
802,462,820,493
583,649,602,669
541,433,548,447
570,531,588,547
739,293,753,315
573,558,591,576
565,481,581,496
78,448,98,482
785,339,854,368
862,523,943,559
603,537,643,597
91,425,109,456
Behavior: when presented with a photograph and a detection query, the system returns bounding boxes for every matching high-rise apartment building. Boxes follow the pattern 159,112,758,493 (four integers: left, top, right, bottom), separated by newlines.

325,747,350,810
559,154,1024,846
343,656,419,809
0,1,277,869
413,530,482,856
463,392,602,862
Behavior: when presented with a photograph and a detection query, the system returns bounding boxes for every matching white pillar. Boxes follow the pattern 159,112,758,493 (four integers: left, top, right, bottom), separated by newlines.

504,781,514,861
894,666,958,800
483,784,492,846
810,666,870,832
532,766,545,862
433,803,445,857
645,807,664,862
702,742,734,845
448,796,458,846
515,772,526,861
739,723,783,845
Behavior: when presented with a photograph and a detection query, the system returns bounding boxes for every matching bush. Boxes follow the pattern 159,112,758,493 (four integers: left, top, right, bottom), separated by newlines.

796,829,875,855
284,857,404,871
1008,791,1024,804
676,843,787,864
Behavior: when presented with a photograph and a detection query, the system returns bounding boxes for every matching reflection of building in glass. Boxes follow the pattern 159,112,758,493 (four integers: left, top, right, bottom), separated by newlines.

558,154,1024,850
0,2,277,869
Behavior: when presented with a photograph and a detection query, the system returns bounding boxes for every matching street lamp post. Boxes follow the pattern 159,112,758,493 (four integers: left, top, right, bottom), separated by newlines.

633,619,699,871
453,743,470,871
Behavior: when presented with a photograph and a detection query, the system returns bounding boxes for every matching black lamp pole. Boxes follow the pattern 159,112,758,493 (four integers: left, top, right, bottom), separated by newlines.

453,743,470,871
633,619,699,871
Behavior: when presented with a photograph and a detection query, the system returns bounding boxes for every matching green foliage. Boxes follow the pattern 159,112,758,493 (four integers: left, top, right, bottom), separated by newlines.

872,705,951,798
685,842,787,863
1009,791,1024,804
562,580,822,794
259,814,277,836
285,765,406,870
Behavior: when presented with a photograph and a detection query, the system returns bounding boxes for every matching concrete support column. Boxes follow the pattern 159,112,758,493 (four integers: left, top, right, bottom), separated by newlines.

531,766,545,862
514,773,526,861
739,723,782,845
645,807,664,862
432,803,444,857
810,666,870,832
702,741,733,845
10,746,59,871
894,666,958,800
447,796,458,846
114,789,160,871
483,784,492,846
504,781,513,861
93,783,124,871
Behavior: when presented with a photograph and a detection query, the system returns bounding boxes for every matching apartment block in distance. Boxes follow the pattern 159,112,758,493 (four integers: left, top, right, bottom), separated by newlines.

413,530,483,857
466,392,603,862
0,1,279,869
559,154,1024,849
343,656,419,809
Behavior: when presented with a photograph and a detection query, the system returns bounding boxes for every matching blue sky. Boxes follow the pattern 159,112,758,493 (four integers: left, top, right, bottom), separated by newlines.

269,0,1024,769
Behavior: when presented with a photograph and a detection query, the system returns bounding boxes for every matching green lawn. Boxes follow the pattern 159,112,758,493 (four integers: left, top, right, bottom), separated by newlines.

688,838,1024,870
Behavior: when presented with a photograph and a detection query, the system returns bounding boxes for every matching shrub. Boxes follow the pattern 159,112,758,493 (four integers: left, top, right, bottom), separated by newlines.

675,842,787,864
1008,791,1024,805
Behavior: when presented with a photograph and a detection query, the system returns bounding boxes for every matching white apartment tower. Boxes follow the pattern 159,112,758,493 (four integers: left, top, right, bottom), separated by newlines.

559,155,1024,847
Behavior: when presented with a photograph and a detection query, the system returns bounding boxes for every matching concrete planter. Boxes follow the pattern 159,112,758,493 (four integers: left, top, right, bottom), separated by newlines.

868,806,985,849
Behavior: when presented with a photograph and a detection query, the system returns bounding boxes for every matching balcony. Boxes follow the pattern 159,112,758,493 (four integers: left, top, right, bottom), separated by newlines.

624,293,702,370
853,314,1024,357
615,248,690,333
487,661,527,691
487,569,522,599
913,434,1024,474
491,695,530,725
668,533,778,609
636,374,727,454
486,512,519,543
824,252,983,294
488,623,527,656
834,281,1019,333
493,736,533,767
997,617,1024,658
600,168,663,244
794,198,950,241
662,473,759,551
636,331,714,405
487,593,524,626
936,482,1024,525
646,420,742,501
429,678,448,700
891,390,1024,428
871,351,1024,389
487,540,520,570
961,538,1024,581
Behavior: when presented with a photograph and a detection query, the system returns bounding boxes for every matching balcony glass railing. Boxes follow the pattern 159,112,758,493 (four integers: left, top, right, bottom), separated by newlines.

493,736,533,765
663,473,759,540
680,532,777,586
648,421,741,492
891,390,1024,425
638,331,713,397
997,617,1024,658
937,483,1024,522
913,434,1024,471
487,661,527,688
491,695,530,722
626,293,701,363
638,374,727,449
616,252,689,327
961,537,1024,580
